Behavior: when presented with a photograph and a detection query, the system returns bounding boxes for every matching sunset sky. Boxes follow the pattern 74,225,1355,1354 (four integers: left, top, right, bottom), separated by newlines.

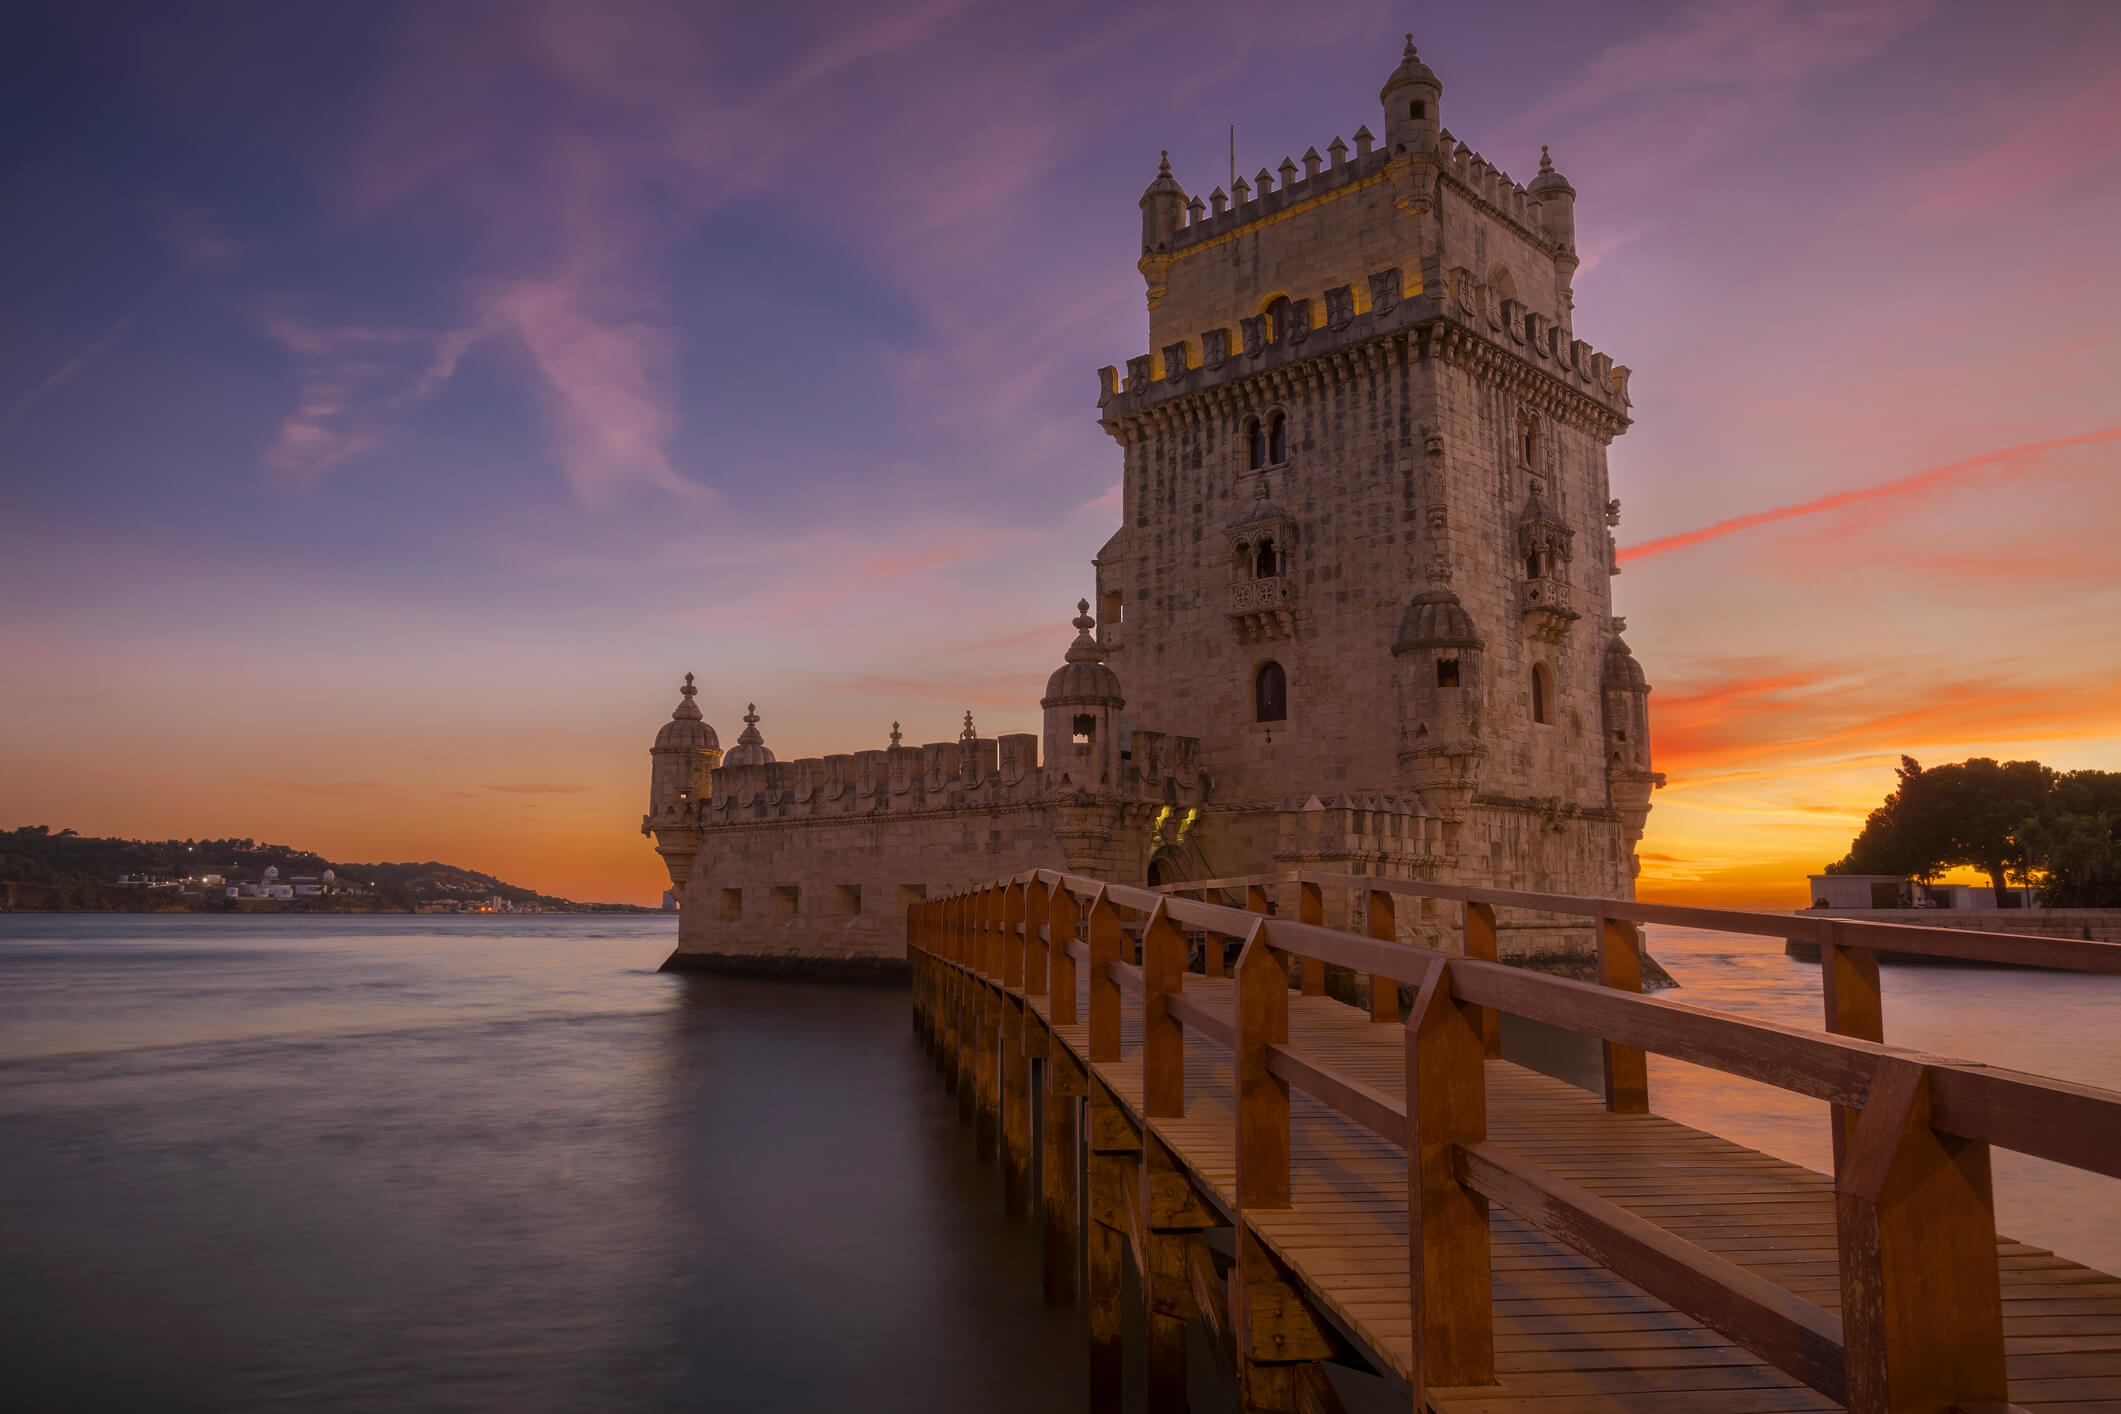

3,0,2117,906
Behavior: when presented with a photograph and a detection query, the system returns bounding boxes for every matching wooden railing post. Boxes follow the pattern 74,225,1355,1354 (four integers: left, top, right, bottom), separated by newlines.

1296,878,1325,996
1821,918,1883,1170
1836,1057,2006,1414
1142,899,1187,1119
1002,881,1025,991
974,888,1000,1160
1088,887,1122,1063
1234,924,1290,1210
954,899,973,1114
1024,877,1050,999
1406,956,1493,1396
1086,1075,1141,1414
1367,887,1400,1023
1041,1044,1085,1306
1050,885,1079,1027
1198,886,1226,978
1596,914,1650,1114
1463,901,1502,1059
1001,884,1032,1214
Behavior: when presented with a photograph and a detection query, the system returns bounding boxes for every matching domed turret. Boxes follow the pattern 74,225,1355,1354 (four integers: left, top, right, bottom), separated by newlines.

1379,34,1442,156
1043,600,1126,791
1391,560,1487,820
645,673,723,887
1600,621,1661,847
1139,150,1187,255
722,703,775,768
1528,145,1576,251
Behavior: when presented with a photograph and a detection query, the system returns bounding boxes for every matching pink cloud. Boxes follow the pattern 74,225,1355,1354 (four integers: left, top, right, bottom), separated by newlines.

1913,76,2121,217
1619,426,2121,563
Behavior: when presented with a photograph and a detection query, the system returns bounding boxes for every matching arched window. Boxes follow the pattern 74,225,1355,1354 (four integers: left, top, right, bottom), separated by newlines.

1488,264,1517,310
1526,548,1542,579
1265,296,1290,345
1531,664,1552,725
1267,411,1287,464
1255,661,1288,722
1245,417,1265,470
1254,537,1277,580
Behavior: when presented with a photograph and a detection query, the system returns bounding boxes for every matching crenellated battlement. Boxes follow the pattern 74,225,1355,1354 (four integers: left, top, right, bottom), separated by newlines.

1096,256,1631,435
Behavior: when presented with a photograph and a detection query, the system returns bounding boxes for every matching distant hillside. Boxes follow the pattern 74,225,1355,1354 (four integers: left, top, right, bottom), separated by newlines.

0,826,652,914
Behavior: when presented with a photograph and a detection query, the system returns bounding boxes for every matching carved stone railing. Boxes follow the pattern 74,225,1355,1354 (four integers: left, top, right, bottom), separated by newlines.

1228,576,1295,641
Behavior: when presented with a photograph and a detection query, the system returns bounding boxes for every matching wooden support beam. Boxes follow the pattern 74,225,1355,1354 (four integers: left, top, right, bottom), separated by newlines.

1025,878,1050,999
1142,900,1187,1119
1049,885,1079,1027
1822,919,1883,1169
974,976,998,1160
1296,880,1326,996
1042,1046,1084,1305
1366,887,1399,1023
1142,1134,1212,1413
1596,914,1650,1114
1463,900,1502,1059
1406,955,1493,1396
1235,925,1291,1211
1088,887,1123,1063
1086,1076,1136,1414
1837,1057,2007,1414
1001,994,1031,1215
1229,1224,1344,1412
1002,881,1025,990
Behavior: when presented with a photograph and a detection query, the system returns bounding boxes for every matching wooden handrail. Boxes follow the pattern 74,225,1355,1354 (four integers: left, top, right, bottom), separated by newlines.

907,865,2121,1411
1160,867,2121,974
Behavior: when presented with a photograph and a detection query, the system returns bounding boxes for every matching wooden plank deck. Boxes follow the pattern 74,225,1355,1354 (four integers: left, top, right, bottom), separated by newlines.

1022,971,2121,1412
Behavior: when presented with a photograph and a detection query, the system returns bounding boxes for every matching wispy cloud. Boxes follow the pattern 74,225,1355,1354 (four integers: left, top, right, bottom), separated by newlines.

481,783,590,795
256,311,489,483
7,313,135,423
1619,427,2121,563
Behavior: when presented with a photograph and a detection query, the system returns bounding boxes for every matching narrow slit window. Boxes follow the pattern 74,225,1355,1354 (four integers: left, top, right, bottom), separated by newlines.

1267,412,1287,464
1436,658,1460,688
1254,537,1277,580
1245,417,1265,470
1532,665,1552,725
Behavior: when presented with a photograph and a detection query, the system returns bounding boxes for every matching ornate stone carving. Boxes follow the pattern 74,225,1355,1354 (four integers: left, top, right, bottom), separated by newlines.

1369,268,1402,316
1324,284,1355,329
1202,327,1230,370
1240,315,1266,357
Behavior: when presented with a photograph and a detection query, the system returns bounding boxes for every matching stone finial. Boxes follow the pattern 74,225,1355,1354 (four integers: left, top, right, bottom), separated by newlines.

1232,174,1251,203
961,711,977,741
1209,186,1227,216
672,672,703,721
1404,31,1417,60
1278,155,1298,187
1066,598,1102,662
740,704,761,738
1353,125,1375,158
890,720,902,747
1302,146,1322,179
1255,166,1274,196
1327,135,1348,169
1159,149,1171,175
1186,194,1204,224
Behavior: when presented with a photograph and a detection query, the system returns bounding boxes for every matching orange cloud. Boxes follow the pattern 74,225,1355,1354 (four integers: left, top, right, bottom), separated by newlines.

1619,427,2121,564
481,783,591,794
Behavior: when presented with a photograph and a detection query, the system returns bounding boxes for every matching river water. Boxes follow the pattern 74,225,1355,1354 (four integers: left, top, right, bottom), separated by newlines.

2,914,2116,1411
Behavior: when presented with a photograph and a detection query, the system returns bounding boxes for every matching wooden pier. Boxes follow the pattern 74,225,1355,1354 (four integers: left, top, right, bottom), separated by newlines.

908,869,2121,1413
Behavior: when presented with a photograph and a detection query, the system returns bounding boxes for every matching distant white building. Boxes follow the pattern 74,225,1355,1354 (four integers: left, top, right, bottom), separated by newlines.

1807,874,2037,910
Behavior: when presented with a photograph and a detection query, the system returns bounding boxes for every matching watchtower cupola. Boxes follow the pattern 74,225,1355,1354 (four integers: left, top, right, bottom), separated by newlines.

1042,600,1126,792
648,672,721,816
1600,621,1662,845
1379,34,1442,157
1391,560,1489,820
1139,151,1187,256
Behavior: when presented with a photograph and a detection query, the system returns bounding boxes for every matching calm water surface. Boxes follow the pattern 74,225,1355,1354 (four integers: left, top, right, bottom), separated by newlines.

3,914,2117,1410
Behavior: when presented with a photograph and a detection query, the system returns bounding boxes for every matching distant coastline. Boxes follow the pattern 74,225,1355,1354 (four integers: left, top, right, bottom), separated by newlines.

2,827,656,916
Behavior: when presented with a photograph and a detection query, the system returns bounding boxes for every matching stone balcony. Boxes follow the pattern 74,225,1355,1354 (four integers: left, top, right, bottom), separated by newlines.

1229,576,1295,641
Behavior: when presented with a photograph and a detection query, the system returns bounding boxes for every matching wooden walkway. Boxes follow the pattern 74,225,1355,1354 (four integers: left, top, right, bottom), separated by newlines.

910,869,2121,1414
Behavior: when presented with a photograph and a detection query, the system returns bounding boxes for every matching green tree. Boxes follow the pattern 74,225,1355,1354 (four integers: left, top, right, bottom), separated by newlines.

1830,756,2058,895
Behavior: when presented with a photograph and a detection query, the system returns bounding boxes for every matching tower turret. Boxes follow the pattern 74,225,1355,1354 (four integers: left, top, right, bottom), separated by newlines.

644,673,722,887
1139,151,1186,255
1529,146,1579,314
1379,34,1442,157
1391,560,1488,821
1601,622,1662,848
723,703,774,767
1042,600,1126,792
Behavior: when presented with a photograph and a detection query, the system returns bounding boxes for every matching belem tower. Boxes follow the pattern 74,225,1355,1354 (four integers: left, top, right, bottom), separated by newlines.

643,38,1661,975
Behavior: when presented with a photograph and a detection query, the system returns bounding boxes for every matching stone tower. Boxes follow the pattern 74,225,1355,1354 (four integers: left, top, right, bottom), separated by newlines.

1091,34,1659,925
639,35,1659,975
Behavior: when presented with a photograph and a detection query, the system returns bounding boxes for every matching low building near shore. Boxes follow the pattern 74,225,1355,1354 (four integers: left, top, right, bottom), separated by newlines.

1806,874,2038,910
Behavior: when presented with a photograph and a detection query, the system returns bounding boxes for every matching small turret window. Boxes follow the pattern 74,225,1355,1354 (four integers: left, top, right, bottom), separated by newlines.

1071,714,1096,745
1256,661,1288,722
1436,658,1460,688
1411,101,1425,120
1267,411,1287,464
1245,417,1265,470
1532,664,1553,725
1254,537,1277,579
